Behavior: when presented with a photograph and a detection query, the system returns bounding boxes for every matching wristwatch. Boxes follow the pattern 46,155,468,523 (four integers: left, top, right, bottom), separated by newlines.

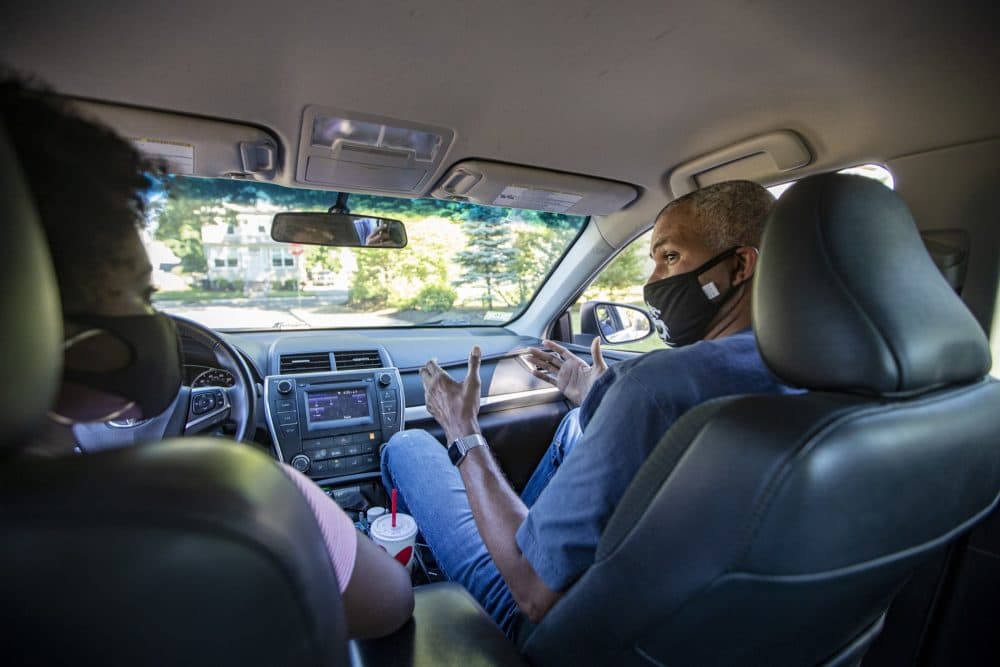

448,434,488,466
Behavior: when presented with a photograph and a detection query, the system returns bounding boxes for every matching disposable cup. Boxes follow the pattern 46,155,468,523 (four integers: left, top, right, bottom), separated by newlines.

369,513,418,572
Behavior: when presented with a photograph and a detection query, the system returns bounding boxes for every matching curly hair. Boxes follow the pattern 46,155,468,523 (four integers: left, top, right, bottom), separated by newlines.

0,72,154,314
659,180,775,252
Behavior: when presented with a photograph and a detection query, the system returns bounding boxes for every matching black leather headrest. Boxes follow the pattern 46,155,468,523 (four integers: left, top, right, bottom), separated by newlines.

754,173,990,395
0,123,62,449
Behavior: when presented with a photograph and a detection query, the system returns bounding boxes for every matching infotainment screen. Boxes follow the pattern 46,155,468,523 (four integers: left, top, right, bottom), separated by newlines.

306,387,371,423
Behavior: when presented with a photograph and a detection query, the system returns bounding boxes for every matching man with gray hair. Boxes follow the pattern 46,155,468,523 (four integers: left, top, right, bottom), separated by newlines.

381,180,797,637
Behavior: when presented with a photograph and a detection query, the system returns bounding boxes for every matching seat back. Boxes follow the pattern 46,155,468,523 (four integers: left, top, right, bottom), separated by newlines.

522,174,1000,666
0,441,350,666
0,122,61,450
0,117,348,666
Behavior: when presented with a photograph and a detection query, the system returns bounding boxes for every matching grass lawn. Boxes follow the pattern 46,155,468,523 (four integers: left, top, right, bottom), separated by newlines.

155,289,306,301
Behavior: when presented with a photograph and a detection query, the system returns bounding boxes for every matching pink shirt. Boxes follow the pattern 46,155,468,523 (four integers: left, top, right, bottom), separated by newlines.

280,464,358,593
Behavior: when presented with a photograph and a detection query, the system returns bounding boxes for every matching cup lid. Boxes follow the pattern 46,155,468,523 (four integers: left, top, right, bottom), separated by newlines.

370,513,416,538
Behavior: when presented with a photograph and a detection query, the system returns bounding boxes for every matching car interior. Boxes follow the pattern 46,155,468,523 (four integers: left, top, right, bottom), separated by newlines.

2,2,999,665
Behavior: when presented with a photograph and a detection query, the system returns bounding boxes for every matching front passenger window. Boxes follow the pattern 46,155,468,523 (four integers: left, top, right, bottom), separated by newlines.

571,231,662,353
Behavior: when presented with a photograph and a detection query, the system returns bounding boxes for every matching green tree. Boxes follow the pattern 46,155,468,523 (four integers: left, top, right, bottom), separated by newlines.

454,212,518,310
592,242,648,297
348,250,393,306
509,226,566,304
409,284,457,311
346,220,452,308
151,176,249,273
303,246,342,281
154,198,235,273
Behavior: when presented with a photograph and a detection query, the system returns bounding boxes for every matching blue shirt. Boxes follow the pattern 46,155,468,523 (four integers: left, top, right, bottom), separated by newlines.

515,329,797,592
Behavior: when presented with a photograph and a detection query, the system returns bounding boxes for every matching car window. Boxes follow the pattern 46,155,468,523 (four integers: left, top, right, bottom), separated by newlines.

571,165,895,352
143,176,587,330
768,163,894,197
571,230,662,353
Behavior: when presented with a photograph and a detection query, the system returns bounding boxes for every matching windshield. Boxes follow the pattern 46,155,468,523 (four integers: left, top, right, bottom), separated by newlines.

143,176,587,330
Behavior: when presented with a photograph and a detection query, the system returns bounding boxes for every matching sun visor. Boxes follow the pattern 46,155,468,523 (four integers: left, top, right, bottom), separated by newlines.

73,100,280,179
295,106,454,195
668,130,812,197
430,160,638,216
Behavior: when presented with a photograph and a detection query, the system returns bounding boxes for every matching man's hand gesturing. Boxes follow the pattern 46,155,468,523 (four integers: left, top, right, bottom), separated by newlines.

525,338,607,406
420,346,482,444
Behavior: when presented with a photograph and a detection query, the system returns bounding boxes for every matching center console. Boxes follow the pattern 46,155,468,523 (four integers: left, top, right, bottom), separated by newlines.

264,368,404,480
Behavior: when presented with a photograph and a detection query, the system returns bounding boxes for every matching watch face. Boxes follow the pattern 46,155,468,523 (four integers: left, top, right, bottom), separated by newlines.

448,442,463,465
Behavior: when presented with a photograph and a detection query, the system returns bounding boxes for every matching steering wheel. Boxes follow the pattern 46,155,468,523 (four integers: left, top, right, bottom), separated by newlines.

73,315,257,452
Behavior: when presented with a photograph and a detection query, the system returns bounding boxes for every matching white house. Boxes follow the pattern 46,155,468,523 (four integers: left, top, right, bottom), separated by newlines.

202,204,307,290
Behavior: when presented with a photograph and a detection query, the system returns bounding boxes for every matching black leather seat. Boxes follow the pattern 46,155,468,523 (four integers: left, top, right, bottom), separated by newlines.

519,174,1000,666
0,124,350,665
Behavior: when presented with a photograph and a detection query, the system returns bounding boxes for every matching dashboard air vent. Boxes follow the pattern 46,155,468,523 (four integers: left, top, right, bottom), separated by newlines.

333,350,383,371
279,353,332,374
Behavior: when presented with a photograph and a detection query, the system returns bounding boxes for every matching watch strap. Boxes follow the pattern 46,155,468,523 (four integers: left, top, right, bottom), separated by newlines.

448,434,488,466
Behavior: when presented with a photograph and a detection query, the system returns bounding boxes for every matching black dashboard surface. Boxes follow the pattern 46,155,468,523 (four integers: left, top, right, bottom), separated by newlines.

224,328,557,406
213,326,635,429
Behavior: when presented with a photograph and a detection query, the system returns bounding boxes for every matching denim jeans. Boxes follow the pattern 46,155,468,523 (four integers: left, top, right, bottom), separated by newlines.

380,407,583,638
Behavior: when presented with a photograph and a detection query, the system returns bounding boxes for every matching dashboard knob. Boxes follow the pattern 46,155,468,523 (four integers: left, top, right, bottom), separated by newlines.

377,372,392,387
290,454,310,473
277,379,294,394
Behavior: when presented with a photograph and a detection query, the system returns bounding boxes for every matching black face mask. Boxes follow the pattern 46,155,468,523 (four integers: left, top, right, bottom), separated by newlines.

644,247,739,347
60,312,183,419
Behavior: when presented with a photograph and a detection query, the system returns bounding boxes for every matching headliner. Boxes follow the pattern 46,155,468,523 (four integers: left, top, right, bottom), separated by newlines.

3,0,998,199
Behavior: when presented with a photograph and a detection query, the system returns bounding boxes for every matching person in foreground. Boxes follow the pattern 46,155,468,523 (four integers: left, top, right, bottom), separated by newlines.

382,179,799,638
1,75,413,639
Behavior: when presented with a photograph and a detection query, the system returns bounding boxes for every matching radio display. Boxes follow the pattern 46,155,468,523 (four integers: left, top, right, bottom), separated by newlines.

306,387,371,423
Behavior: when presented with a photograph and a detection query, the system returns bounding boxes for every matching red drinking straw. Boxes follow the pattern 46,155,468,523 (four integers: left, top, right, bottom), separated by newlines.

391,488,398,528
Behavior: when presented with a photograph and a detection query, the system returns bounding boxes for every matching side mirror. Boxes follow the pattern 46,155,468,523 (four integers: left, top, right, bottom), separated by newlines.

579,301,653,345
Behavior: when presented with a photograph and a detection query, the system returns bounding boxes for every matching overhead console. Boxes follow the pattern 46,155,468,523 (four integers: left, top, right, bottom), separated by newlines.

295,106,455,195
264,345,403,483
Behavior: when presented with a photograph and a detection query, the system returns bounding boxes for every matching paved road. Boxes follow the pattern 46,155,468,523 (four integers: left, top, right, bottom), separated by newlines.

157,291,412,329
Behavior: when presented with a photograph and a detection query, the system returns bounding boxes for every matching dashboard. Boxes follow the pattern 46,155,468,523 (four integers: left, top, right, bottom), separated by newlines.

184,365,236,388
179,326,635,489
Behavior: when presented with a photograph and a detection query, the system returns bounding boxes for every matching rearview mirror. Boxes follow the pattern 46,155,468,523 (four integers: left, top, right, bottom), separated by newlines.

271,212,407,248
